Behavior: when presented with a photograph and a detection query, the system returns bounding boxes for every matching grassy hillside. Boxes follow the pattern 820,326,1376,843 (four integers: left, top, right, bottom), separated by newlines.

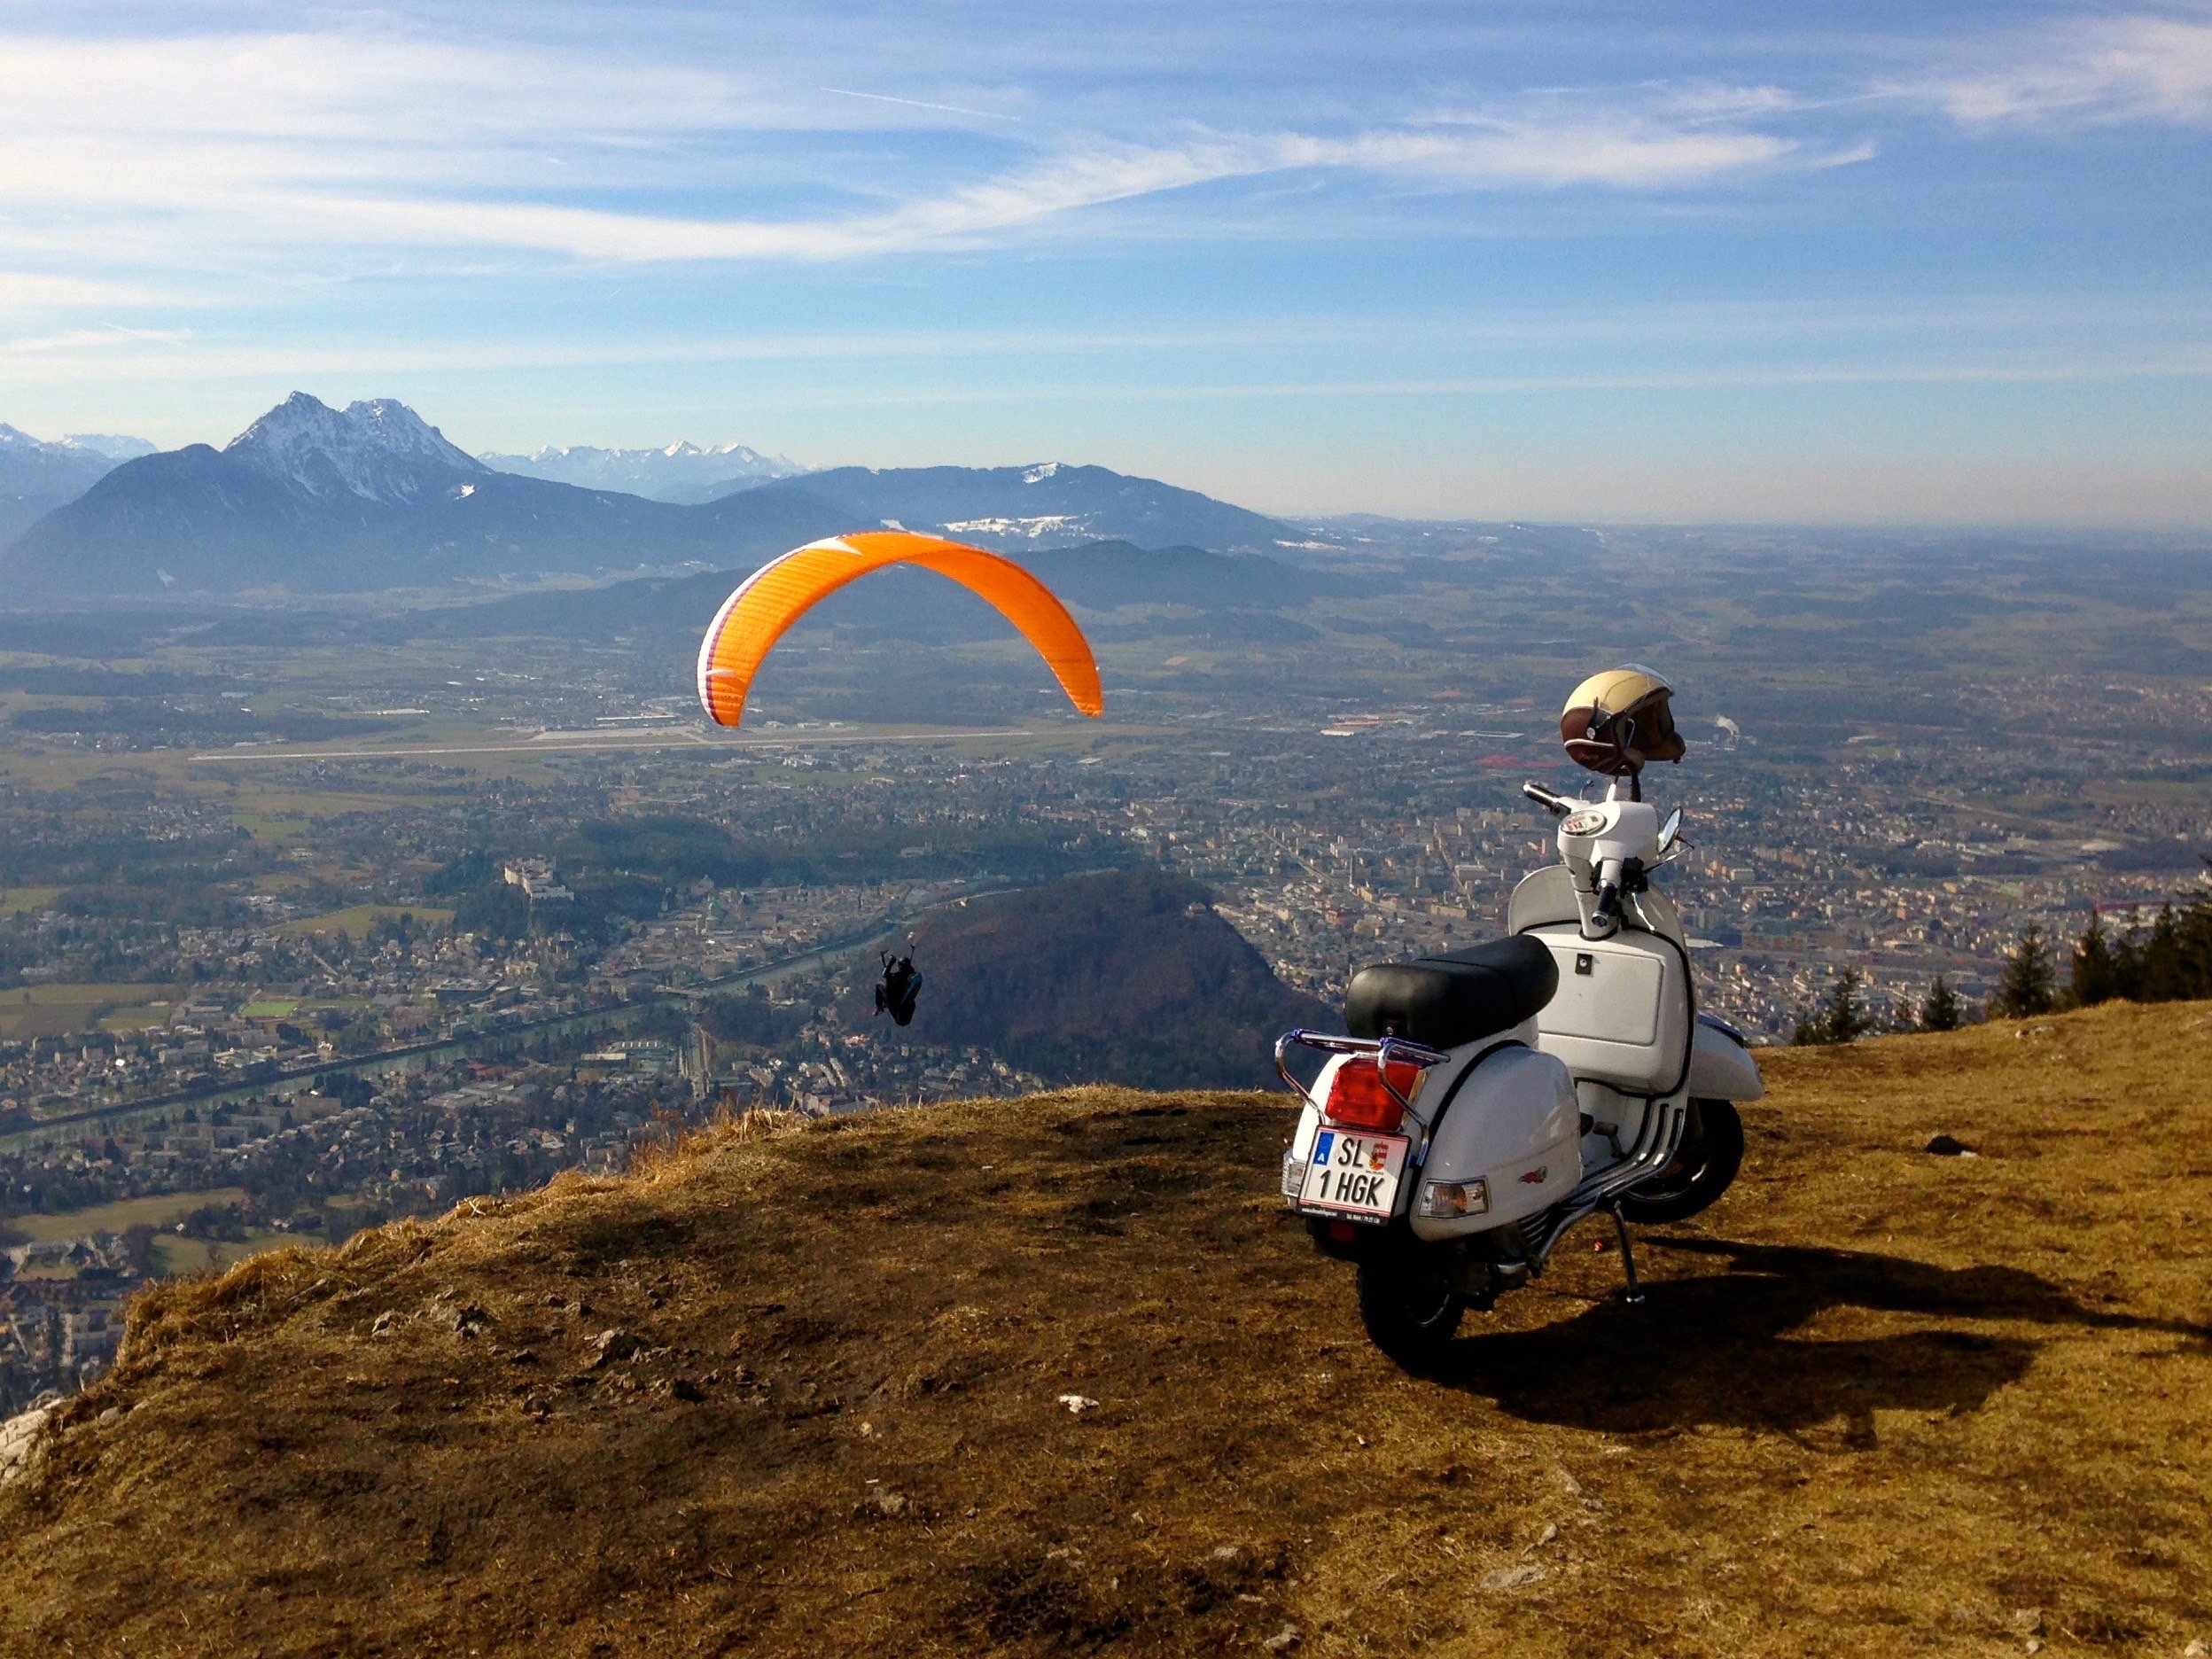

1,1001,2207,1656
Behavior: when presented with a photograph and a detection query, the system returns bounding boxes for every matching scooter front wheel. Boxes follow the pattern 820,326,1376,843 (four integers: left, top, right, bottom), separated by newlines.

1355,1256,1463,1365
1616,1098,1744,1224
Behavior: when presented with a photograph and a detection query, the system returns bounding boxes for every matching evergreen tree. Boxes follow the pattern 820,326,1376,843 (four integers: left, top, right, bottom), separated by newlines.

2138,903,2193,1004
1991,924,2057,1018
1920,975,1962,1032
2068,913,2122,1007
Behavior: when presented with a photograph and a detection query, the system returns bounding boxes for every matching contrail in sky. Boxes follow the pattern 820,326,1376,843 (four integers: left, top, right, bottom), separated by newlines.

821,86,1020,121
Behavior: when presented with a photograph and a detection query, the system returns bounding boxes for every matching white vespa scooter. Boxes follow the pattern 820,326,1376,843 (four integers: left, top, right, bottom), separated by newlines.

1277,667,1764,1363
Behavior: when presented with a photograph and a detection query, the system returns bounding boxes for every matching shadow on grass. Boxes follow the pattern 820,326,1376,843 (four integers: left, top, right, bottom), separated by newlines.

1429,1236,2208,1440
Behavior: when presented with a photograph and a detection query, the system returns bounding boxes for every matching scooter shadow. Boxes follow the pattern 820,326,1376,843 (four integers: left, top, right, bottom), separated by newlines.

1422,1236,2208,1440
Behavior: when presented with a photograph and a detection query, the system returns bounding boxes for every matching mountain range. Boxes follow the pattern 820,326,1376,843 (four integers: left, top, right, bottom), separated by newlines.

475,440,801,502
0,394,1292,601
0,425,155,544
770,462,1284,553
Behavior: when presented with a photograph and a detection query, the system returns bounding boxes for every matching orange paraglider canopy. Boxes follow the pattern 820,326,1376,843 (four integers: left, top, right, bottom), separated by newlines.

695,529,1104,728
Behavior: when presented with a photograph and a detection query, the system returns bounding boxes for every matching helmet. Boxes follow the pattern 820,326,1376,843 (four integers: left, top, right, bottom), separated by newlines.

1560,666,1685,775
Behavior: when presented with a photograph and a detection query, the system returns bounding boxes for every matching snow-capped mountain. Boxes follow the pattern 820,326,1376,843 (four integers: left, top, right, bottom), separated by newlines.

0,393,1289,598
1,393,849,597
227,393,486,504
478,440,801,502
59,433,157,462
0,424,159,541
0,423,155,498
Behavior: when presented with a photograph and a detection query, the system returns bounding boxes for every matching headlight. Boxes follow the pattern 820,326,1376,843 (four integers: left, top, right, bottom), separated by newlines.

1417,1178,1489,1219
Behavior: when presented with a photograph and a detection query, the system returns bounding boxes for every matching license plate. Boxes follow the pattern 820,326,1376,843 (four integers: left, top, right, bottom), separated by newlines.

1298,1129,1410,1220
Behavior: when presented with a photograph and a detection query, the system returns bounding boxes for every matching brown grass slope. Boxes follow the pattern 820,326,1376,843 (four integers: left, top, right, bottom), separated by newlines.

2,1001,2208,1658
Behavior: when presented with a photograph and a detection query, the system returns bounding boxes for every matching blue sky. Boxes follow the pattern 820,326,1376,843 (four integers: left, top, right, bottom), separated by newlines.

1,0,2208,524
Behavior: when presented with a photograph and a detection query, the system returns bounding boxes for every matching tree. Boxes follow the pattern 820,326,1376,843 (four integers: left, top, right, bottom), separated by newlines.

2068,914,2123,1008
1920,976,1962,1032
1795,967,1873,1046
1990,924,2057,1019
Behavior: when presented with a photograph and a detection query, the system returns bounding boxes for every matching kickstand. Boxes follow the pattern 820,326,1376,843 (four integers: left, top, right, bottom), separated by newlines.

1608,1203,1645,1306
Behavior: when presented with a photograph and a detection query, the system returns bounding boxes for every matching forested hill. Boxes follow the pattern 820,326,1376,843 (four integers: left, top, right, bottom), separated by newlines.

861,867,1335,1087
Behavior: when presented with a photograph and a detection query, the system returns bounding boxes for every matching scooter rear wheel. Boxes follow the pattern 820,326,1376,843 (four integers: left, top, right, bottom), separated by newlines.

1616,1098,1744,1224
1355,1257,1463,1365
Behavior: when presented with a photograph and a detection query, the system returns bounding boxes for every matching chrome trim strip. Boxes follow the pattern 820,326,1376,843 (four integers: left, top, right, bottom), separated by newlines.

1526,1094,1688,1268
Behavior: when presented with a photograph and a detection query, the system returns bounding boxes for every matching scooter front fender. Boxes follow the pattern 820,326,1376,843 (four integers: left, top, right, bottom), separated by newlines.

1688,1018,1764,1102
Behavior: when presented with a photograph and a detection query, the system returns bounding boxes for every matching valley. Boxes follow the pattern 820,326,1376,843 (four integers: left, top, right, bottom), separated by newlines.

0,394,2208,1427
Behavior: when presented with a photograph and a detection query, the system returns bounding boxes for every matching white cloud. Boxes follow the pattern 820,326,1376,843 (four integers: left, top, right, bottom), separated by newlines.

0,271,168,314
0,25,1808,269
0,13,2202,280
1909,12,2212,129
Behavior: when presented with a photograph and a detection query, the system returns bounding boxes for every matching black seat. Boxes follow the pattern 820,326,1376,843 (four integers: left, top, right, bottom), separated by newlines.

1344,935,1559,1050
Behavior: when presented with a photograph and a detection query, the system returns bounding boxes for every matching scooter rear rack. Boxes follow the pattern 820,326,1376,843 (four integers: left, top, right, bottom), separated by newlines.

1273,1028,1452,1115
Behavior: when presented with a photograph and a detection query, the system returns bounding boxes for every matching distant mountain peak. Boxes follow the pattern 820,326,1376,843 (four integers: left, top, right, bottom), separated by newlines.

0,424,155,459
0,421,154,518
226,392,484,503
60,432,157,460
476,440,801,502
1022,462,1063,483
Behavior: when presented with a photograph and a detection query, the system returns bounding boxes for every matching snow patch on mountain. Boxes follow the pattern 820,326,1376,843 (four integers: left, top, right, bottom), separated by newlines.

941,514,1087,541
226,392,484,504
1022,463,1063,484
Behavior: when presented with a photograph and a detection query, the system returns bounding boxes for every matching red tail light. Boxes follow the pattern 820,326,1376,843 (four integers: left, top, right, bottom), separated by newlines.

1322,1058,1424,1133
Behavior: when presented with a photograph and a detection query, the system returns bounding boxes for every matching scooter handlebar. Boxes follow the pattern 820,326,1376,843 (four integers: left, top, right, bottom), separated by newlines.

1522,782,1571,816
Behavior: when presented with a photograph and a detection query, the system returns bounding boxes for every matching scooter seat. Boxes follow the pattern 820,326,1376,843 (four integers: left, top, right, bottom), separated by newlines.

1344,935,1559,1050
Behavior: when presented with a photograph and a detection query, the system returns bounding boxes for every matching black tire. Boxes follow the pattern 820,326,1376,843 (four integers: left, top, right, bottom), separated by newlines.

1355,1254,1463,1365
1617,1098,1744,1224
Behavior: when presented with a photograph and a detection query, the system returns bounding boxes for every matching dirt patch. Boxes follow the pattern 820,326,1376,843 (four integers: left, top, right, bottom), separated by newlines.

1,1004,2208,1656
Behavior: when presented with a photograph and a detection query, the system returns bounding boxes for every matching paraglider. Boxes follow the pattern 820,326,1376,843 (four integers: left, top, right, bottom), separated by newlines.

875,950,923,1026
695,529,1104,728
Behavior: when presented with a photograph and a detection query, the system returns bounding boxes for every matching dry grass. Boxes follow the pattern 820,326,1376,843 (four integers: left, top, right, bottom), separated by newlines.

0,1009,2207,1657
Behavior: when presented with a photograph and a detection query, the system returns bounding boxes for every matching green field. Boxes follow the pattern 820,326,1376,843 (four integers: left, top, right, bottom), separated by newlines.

150,1229,294,1278
0,982,180,1040
0,886,60,915
277,903,454,938
5,1187,247,1242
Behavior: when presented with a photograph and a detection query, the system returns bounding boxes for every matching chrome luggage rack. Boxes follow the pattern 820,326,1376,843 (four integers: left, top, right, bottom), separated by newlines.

1273,1029,1451,1115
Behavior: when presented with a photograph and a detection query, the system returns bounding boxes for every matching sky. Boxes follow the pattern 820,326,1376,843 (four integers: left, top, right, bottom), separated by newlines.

1,0,2208,526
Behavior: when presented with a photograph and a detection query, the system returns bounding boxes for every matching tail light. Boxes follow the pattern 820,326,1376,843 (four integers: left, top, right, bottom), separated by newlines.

1321,1057,1425,1133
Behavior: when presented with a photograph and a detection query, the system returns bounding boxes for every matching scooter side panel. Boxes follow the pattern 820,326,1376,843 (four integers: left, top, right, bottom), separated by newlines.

1408,1045,1581,1240
1525,923,1694,1096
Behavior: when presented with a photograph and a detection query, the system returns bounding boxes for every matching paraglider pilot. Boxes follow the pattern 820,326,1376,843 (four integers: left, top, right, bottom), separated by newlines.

875,951,922,1027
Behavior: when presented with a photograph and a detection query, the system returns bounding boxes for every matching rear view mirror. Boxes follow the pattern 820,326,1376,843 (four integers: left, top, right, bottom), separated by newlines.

1656,806,1683,853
